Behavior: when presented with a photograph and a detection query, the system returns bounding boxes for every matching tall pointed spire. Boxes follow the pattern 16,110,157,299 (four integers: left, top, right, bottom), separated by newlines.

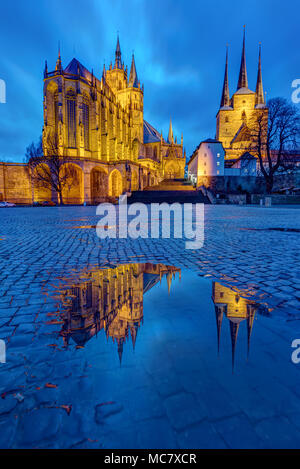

44,60,48,78
255,43,265,106
55,42,62,72
129,54,138,87
114,34,122,69
237,26,248,90
220,46,230,107
168,118,174,144
220,46,230,108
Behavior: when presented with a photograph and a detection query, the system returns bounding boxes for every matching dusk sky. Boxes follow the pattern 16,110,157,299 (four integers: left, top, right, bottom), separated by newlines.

0,0,299,162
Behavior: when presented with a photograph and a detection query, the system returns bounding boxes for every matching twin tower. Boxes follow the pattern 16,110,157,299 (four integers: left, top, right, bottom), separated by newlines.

216,28,268,160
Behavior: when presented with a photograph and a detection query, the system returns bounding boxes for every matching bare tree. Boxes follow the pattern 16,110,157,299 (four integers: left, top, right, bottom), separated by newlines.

249,97,300,193
26,134,80,205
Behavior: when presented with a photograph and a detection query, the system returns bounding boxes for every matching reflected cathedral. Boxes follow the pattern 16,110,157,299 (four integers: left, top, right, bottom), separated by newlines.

57,263,180,362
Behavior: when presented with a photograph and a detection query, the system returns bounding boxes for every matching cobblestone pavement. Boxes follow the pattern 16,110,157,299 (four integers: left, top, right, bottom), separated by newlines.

0,205,299,449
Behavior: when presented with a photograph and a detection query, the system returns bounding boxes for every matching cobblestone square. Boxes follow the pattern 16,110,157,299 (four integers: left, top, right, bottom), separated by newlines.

0,205,299,448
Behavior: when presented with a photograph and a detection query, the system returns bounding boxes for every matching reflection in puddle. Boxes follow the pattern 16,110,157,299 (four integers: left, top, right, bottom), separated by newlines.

212,282,263,371
49,262,268,372
52,263,181,363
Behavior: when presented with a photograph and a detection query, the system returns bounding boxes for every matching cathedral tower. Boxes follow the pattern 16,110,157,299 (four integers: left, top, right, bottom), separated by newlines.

216,28,268,160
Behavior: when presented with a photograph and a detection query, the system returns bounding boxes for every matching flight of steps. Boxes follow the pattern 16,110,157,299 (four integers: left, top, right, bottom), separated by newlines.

128,179,211,204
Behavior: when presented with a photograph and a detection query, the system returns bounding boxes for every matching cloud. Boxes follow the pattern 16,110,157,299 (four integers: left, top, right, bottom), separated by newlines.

0,0,299,161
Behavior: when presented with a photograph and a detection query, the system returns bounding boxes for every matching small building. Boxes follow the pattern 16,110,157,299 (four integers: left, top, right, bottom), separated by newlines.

225,152,257,176
188,139,225,185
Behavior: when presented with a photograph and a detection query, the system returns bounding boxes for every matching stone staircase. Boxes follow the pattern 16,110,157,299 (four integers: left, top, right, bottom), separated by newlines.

128,179,211,204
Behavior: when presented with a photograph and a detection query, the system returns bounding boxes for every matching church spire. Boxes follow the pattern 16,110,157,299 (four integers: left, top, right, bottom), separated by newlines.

114,34,122,69
220,45,230,108
237,26,248,90
129,54,138,87
168,118,174,144
44,60,48,78
255,43,265,106
55,43,62,72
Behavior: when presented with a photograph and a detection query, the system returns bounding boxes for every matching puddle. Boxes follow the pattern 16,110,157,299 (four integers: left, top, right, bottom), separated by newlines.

1,262,300,449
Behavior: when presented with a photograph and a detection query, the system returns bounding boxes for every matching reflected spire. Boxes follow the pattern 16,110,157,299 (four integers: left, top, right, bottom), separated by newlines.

167,271,172,294
117,338,124,365
247,305,256,359
214,306,224,356
229,320,240,373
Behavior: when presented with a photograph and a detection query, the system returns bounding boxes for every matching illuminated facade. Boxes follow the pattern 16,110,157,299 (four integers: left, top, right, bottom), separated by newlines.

57,263,180,362
212,282,257,370
41,37,185,203
216,29,268,161
0,38,185,205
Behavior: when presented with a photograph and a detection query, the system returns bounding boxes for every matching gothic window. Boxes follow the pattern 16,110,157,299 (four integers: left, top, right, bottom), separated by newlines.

85,282,93,309
225,116,229,123
83,96,90,150
66,90,76,148
54,92,59,136
71,286,80,312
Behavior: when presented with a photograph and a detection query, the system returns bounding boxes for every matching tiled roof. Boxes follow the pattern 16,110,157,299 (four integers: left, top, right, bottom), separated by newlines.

143,120,162,144
64,58,93,81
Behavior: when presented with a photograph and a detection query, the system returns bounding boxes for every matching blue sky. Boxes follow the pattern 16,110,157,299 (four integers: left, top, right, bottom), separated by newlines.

0,0,299,162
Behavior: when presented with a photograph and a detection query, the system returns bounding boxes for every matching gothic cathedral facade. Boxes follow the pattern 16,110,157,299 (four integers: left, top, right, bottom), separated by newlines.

42,37,186,203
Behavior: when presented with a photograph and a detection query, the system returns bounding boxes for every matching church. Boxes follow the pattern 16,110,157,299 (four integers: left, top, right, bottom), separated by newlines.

0,37,185,205
188,29,268,184
216,28,268,161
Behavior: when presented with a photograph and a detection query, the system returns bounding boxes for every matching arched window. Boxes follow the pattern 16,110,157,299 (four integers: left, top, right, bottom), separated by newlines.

66,89,76,148
54,92,59,136
83,95,90,150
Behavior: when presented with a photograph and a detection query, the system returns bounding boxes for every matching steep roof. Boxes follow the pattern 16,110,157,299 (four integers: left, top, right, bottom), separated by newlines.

143,120,162,143
64,58,93,81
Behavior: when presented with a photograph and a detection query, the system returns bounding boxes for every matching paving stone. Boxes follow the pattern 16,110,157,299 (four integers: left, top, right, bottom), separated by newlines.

164,392,207,431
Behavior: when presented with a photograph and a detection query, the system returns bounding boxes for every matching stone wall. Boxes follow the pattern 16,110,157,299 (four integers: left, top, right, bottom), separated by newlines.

251,194,300,205
197,172,300,195
197,175,265,194
0,163,32,204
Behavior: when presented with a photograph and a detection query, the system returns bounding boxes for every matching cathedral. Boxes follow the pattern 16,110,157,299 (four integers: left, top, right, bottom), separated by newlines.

58,262,181,362
41,36,185,204
216,29,268,161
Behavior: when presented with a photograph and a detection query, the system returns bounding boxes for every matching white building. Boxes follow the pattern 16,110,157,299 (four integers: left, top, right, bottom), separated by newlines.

188,139,225,185
225,152,258,176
